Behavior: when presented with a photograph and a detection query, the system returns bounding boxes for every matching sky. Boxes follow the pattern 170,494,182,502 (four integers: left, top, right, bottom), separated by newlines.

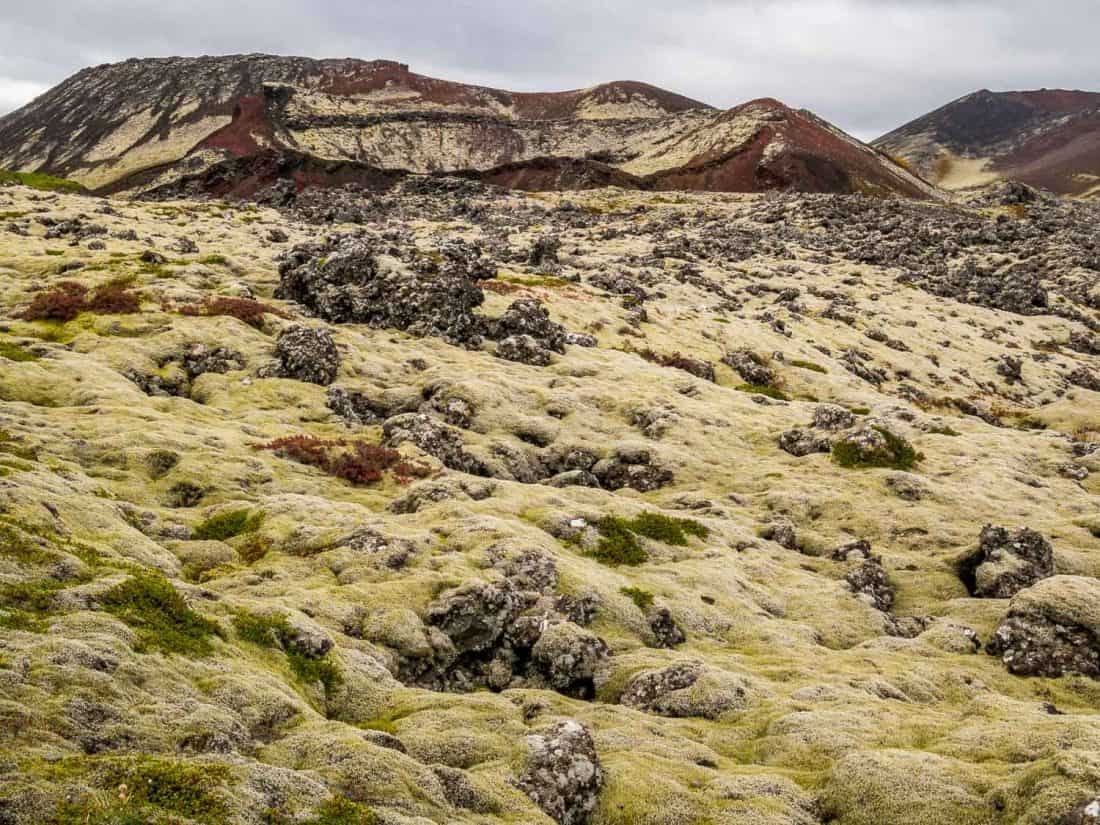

1,0,1098,140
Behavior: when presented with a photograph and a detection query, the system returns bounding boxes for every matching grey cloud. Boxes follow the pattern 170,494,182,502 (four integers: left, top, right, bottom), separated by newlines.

1,0,1097,139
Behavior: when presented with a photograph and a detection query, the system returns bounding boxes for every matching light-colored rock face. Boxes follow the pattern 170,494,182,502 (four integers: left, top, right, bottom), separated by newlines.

0,178,1099,825
0,55,936,200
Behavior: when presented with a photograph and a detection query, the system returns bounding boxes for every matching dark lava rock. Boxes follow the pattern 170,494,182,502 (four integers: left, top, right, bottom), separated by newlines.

723,349,774,386
382,413,486,475
986,576,1100,679
958,525,1054,598
277,235,489,346
275,324,340,385
778,428,831,457
492,297,568,353
497,334,553,366
515,720,602,825
846,556,894,611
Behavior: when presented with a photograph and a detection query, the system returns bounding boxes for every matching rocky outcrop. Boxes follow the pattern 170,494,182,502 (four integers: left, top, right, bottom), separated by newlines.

274,325,340,385
958,525,1054,598
987,576,1100,678
515,720,603,825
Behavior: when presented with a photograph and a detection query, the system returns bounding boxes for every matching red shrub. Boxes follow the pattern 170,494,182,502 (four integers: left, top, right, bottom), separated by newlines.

87,283,141,314
636,348,715,381
17,280,142,321
177,296,287,328
17,281,88,321
254,435,429,486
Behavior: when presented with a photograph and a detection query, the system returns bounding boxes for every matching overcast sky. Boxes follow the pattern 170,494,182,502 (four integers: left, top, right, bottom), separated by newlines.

2,0,1097,139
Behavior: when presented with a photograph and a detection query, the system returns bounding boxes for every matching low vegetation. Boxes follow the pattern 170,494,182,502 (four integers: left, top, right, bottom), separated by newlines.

0,168,84,193
254,435,432,486
590,512,709,566
16,279,140,322
99,572,220,656
191,509,264,541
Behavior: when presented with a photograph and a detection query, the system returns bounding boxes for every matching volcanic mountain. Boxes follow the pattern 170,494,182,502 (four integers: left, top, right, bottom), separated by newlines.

875,88,1100,197
0,54,937,198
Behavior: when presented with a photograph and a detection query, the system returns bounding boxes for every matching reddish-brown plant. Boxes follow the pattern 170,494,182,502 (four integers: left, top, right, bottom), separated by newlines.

87,282,142,314
17,280,142,321
253,435,430,486
177,296,287,328
17,281,89,322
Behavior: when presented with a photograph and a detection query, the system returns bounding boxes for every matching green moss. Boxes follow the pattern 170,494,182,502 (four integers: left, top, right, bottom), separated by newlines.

0,522,51,565
0,340,38,362
620,586,655,610
499,274,570,288
233,609,292,647
192,509,263,541
288,649,342,695
198,254,228,265
235,609,342,694
789,359,827,374
0,578,67,632
301,796,380,825
832,427,923,471
49,756,231,824
0,430,37,461
0,169,85,193
591,517,648,566
100,573,220,656
850,406,871,415
627,511,709,546
735,383,789,400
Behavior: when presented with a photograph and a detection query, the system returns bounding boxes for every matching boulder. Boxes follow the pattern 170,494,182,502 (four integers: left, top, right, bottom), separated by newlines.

987,575,1100,678
515,720,602,825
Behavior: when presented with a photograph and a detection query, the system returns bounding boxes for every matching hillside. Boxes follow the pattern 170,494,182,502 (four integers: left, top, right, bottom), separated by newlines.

875,88,1100,197
0,167,1098,824
0,55,937,199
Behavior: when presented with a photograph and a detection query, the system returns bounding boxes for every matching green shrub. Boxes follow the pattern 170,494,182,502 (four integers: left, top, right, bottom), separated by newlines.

1016,418,1047,431
0,578,67,631
832,427,922,471
591,517,648,566
235,609,342,695
0,522,52,565
620,586,655,610
627,511,709,546
100,573,220,656
927,424,960,437
587,511,709,567
233,609,292,648
192,509,263,541
288,649,343,695
238,534,273,564
0,169,84,193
